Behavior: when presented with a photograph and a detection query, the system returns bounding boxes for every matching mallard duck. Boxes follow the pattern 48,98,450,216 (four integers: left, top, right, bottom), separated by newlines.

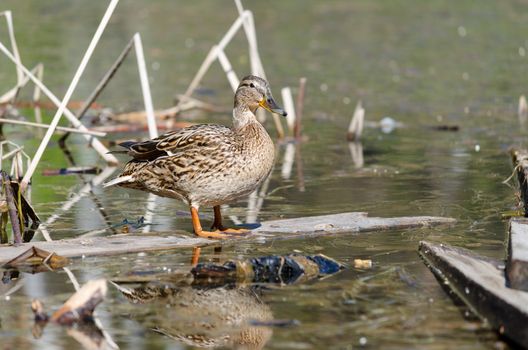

104,75,286,239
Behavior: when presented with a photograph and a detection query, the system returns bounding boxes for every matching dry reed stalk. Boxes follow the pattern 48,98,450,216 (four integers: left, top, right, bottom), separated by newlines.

347,100,365,141
217,47,240,91
0,11,24,101
0,117,106,137
281,87,296,136
0,63,42,104
133,33,158,139
0,36,118,171
59,36,135,144
19,0,120,189
294,77,306,139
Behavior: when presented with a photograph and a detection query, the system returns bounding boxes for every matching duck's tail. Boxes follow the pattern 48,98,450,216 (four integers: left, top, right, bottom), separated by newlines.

103,175,133,188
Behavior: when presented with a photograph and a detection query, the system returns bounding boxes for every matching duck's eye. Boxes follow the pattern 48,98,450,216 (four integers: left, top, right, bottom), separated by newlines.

250,83,255,88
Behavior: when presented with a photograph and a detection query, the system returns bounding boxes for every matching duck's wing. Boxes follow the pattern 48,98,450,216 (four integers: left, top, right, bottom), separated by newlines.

119,124,232,161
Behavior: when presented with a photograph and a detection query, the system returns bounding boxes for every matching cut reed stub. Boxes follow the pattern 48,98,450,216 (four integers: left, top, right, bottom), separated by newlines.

39,279,108,325
347,100,365,141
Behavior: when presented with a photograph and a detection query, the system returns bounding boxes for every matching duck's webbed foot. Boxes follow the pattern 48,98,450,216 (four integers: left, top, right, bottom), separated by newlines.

210,205,251,235
191,206,250,240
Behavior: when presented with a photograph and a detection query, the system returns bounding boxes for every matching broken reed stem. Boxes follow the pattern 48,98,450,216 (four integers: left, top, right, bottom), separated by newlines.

0,11,24,102
0,118,106,137
133,33,158,139
19,0,120,190
33,63,44,124
295,77,306,139
181,11,250,100
0,44,118,165
60,36,135,145
347,101,365,141
1,171,21,244
217,48,240,91
0,63,42,104
282,87,296,136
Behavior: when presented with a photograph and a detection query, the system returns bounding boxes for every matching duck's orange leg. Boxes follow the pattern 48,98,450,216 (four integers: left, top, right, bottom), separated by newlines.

191,246,201,266
211,205,250,234
190,207,231,239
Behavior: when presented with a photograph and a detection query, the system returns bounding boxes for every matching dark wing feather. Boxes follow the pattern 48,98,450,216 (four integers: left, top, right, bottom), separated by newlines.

119,124,232,161
118,139,167,161
156,124,231,152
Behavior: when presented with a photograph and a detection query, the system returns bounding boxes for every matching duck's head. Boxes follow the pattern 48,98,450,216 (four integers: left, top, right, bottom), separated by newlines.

234,75,287,117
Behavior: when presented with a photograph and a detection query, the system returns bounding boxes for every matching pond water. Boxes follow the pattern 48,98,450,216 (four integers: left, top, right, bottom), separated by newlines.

1,1,527,349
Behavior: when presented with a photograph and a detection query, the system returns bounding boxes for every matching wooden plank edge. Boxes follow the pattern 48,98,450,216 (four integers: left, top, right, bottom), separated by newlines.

419,240,528,348
507,219,528,291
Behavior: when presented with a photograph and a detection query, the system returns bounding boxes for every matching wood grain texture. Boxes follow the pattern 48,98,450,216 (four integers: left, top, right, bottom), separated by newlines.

419,240,528,348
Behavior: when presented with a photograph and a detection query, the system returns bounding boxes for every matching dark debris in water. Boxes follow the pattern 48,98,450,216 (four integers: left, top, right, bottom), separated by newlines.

192,253,344,286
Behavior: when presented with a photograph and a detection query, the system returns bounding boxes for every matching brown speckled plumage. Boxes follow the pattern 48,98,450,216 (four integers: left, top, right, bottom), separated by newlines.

105,76,286,238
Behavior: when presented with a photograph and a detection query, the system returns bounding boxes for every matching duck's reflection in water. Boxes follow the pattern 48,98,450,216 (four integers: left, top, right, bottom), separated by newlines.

119,282,272,350
116,254,343,349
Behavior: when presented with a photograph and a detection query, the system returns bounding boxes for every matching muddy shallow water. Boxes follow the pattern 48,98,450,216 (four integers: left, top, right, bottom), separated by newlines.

1,1,527,349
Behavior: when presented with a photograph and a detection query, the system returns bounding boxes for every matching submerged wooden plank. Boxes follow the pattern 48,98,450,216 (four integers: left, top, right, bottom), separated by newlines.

253,212,455,236
0,212,455,264
507,219,528,291
419,241,528,348
0,234,209,264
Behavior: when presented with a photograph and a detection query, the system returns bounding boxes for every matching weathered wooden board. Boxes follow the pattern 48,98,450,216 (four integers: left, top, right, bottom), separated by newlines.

0,212,455,264
253,212,455,236
507,219,528,291
419,241,528,348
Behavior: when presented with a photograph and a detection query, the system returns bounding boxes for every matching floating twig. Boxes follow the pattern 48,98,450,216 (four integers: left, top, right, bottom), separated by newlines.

42,167,101,176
